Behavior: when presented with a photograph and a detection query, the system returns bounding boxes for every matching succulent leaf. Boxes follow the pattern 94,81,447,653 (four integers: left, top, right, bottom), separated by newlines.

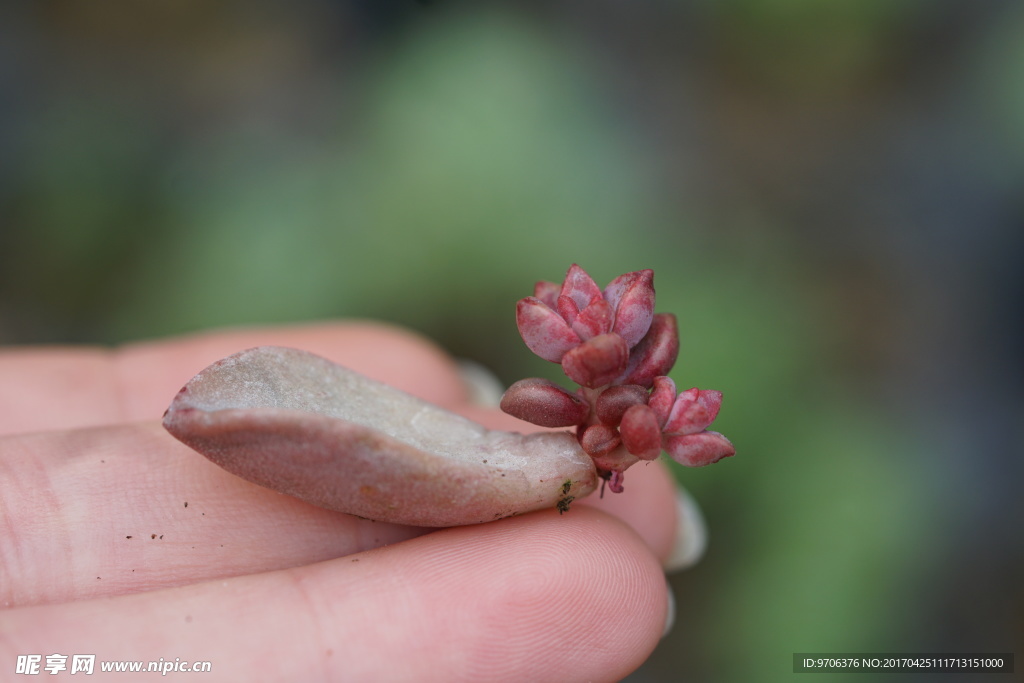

561,333,629,388
619,404,663,460
500,378,590,428
595,384,649,426
516,297,581,362
621,313,679,387
664,431,736,467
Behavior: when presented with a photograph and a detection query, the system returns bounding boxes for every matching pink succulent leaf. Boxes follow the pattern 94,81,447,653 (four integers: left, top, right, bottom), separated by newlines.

500,378,590,428
647,376,677,427
676,386,699,402
579,423,621,458
516,297,582,362
533,280,561,308
606,471,626,493
602,270,640,311
561,263,603,310
663,399,708,436
664,431,735,467
590,447,640,481
595,384,650,426
605,269,655,348
556,294,580,327
571,298,613,341
697,389,723,424
561,333,630,388
619,404,663,460
663,388,722,435
620,313,680,387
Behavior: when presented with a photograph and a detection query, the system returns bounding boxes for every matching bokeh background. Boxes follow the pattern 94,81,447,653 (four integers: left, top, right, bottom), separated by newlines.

2,1,1021,681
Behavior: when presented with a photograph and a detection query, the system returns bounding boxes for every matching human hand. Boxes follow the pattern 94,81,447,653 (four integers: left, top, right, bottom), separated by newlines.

0,323,701,682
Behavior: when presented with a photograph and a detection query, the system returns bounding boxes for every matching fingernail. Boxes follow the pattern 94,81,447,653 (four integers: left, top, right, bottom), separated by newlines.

456,359,506,407
664,487,707,572
662,579,676,638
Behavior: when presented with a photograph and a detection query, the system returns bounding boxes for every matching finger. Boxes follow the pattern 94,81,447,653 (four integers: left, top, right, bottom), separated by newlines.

0,322,467,435
1,509,667,683
0,422,426,608
116,322,469,420
577,460,683,565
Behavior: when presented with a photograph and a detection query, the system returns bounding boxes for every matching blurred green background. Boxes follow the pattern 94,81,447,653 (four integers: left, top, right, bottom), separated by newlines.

1,1,1021,681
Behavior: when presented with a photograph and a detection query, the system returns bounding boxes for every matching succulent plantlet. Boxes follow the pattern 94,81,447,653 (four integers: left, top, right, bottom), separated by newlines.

501,264,734,493
163,264,732,525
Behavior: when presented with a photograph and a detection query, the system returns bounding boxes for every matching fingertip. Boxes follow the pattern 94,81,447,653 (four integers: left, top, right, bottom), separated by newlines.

116,321,468,421
373,507,669,682
578,460,681,567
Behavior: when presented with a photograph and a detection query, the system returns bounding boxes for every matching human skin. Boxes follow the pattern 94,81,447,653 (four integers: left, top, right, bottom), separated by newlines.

0,322,681,682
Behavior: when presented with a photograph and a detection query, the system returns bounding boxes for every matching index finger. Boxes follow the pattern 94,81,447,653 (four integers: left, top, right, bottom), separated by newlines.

0,322,468,436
